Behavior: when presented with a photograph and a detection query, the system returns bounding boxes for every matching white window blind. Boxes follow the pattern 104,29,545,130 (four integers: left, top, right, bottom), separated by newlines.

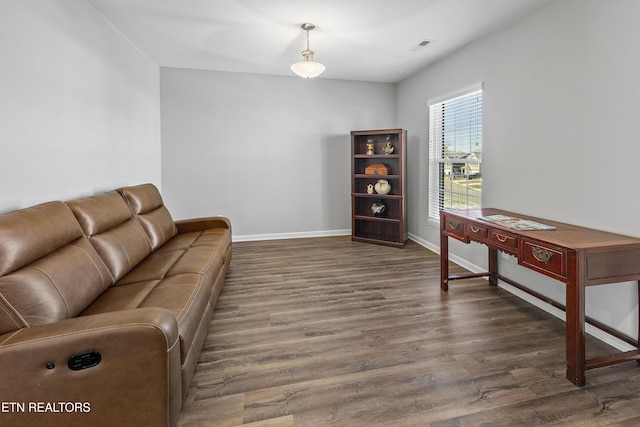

428,84,483,221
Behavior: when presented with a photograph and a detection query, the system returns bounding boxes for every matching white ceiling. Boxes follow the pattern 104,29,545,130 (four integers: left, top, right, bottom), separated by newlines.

89,0,550,83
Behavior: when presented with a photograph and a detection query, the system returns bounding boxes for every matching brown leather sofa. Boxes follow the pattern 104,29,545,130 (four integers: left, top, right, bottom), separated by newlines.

0,183,231,426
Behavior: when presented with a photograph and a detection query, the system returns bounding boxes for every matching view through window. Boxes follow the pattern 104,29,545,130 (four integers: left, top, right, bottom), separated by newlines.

428,84,483,221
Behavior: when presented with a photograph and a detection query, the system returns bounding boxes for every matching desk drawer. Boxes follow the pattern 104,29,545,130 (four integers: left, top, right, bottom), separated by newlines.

465,222,488,242
442,214,465,241
488,229,518,254
521,239,567,280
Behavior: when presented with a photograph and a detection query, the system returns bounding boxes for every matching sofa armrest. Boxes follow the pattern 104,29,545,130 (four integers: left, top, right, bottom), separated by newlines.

0,308,182,427
175,216,232,233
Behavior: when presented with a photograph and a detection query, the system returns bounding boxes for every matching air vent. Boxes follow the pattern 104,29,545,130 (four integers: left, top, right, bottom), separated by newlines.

411,39,435,52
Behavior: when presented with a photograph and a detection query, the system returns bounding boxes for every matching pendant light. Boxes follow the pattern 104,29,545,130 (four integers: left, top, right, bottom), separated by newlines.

290,23,326,79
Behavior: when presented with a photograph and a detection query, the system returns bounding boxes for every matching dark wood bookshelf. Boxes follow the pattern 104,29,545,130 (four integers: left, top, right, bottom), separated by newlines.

350,128,407,248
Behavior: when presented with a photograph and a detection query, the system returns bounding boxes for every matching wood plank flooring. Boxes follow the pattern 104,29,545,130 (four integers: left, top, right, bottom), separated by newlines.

177,237,640,426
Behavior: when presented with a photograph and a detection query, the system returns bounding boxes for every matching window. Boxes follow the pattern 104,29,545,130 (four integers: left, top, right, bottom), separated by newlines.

428,83,483,221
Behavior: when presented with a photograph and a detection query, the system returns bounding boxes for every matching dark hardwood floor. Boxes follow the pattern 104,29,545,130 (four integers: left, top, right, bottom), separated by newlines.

177,236,640,426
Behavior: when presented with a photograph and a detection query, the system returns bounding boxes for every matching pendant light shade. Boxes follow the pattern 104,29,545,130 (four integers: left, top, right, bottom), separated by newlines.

291,23,326,79
290,59,326,79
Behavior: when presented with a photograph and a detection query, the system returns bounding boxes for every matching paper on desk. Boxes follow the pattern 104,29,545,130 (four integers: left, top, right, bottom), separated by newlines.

478,215,556,231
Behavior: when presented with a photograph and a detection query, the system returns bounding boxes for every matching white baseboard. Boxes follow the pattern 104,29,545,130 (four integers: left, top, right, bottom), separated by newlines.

233,229,351,242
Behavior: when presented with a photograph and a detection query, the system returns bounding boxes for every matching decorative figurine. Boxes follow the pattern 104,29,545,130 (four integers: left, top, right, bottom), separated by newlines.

366,139,375,155
366,183,374,194
383,136,394,155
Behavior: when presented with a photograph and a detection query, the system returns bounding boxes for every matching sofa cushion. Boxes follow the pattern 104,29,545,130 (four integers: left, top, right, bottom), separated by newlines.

120,184,177,251
117,230,226,287
0,201,81,276
0,202,113,335
67,191,153,282
81,273,211,363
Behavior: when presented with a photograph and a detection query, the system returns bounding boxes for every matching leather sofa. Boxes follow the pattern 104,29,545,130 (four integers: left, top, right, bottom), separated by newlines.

0,183,231,426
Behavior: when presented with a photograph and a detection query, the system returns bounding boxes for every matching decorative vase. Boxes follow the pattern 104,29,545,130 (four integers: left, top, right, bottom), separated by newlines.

374,179,391,195
366,183,374,194
371,199,387,217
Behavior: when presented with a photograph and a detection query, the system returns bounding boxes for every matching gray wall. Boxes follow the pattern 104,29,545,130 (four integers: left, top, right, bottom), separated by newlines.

0,1,161,211
398,0,640,345
160,68,397,239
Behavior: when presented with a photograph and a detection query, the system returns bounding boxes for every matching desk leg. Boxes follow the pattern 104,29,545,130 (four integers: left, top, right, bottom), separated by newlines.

565,257,586,386
637,280,640,364
440,232,449,292
488,248,498,286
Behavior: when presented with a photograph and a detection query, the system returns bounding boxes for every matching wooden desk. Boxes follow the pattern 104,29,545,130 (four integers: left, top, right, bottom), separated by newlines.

440,208,640,386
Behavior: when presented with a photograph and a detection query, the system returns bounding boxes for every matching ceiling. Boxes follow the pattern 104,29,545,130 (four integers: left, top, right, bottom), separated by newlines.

89,0,550,83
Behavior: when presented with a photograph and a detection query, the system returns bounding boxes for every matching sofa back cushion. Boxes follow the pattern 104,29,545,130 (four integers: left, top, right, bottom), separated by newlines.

119,184,177,251
67,191,153,282
0,202,113,335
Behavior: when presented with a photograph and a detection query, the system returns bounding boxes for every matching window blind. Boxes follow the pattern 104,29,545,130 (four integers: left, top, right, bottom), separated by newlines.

428,86,483,220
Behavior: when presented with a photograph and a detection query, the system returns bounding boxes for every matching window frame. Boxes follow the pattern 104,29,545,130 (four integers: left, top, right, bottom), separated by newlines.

428,83,484,225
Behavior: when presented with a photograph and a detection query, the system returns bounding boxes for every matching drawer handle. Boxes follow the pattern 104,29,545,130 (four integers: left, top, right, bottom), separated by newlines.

449,220,460,230
495,234,509,243
532,247,553,263
470,226,480,233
